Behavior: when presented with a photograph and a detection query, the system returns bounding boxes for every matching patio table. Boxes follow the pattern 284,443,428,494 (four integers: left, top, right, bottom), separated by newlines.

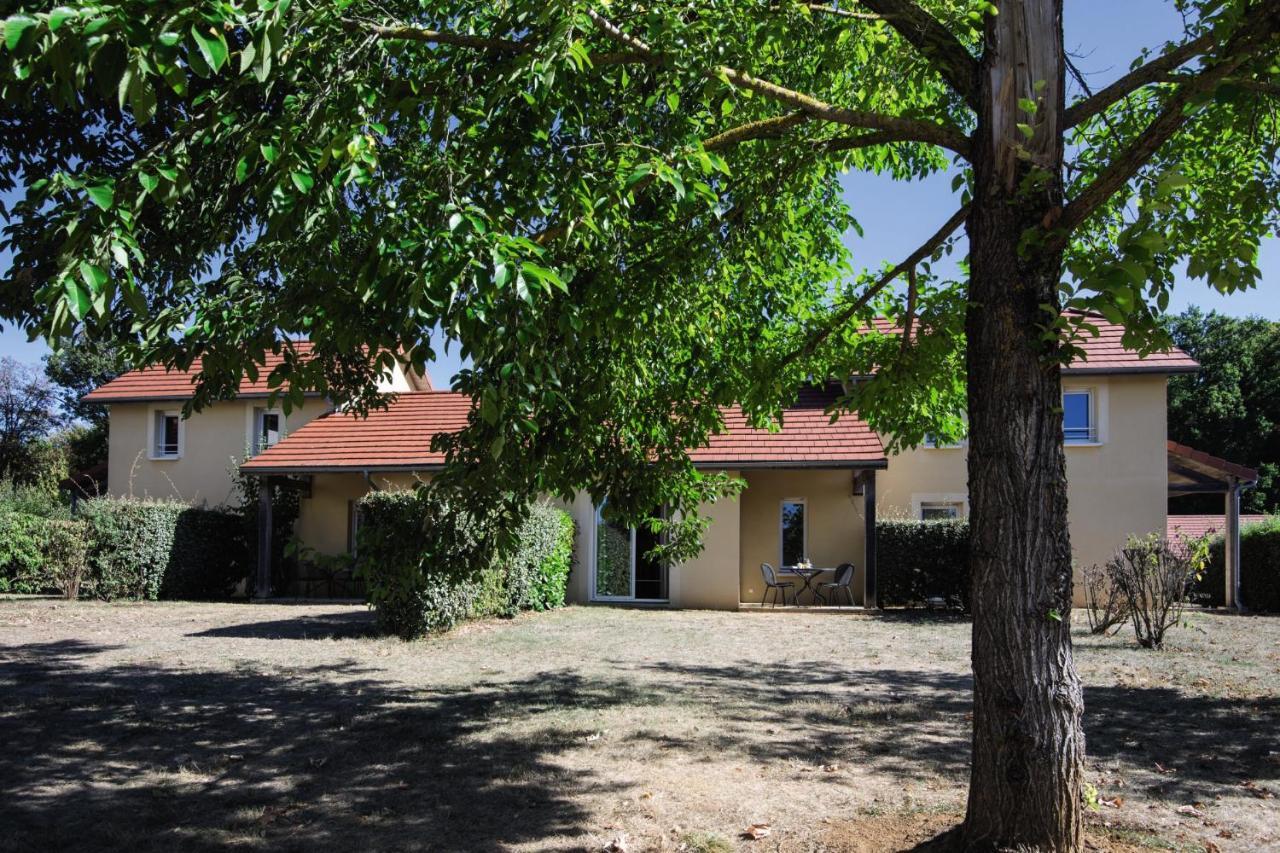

782,566,830,605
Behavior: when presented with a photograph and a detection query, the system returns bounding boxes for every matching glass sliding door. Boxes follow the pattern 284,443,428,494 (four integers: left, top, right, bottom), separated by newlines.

592,501,669,602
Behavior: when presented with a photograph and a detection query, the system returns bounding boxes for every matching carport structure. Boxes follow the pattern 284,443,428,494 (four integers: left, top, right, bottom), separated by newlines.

1167,440,1260,610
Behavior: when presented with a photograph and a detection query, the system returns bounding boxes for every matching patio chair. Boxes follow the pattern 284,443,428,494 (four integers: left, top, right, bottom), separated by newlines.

759,562,796,607
816,562,855,607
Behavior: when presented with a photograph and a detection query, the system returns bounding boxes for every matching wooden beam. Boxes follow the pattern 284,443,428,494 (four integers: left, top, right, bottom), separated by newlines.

255,477,273,599
862,469,878,609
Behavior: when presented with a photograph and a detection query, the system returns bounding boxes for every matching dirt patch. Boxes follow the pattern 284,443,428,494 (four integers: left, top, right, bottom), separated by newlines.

0,600,1275,851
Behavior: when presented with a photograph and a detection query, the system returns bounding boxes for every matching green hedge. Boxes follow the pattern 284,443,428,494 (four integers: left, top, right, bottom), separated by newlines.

876,518,970,609
357,491,576,639
76,499,252,601
1201,516,1280,611
0,512,88,595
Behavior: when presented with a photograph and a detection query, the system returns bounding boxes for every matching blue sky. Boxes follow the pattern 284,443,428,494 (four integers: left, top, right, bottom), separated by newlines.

1,0,1275,389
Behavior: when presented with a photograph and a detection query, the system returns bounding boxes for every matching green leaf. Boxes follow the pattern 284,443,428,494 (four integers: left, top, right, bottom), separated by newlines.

235,158,250,183
158,31,182,47
666,92,680,113
86,182,115,211
3,15,37,51
290,170,314,193
78,260,108,290
260,142,280,164
1016,123,1035,140
47,7,77,32
190,23,229,73
64,277,92,321
138,172,159,194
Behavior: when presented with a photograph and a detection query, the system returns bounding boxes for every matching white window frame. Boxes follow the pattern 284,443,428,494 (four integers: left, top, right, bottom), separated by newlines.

911,493,969,520
589,501,637,602
1062,385,1106,446
779,497,808,568
148,408,183,460
247,405,286,455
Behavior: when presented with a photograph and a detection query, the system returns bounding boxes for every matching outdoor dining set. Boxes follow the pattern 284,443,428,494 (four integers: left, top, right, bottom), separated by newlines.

758,562,856,607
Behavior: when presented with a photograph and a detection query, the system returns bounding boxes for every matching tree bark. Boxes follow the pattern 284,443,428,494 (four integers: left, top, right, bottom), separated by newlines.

961,1,1085,850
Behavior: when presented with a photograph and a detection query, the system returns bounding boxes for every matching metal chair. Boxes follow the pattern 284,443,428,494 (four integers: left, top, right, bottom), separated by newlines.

816,562,855,607
759,562,796,607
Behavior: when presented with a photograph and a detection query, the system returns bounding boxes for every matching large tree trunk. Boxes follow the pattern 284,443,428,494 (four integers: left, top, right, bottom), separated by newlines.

961,1,1085,850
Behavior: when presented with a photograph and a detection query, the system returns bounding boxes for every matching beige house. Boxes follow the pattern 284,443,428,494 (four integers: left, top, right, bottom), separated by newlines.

90,320,1237,609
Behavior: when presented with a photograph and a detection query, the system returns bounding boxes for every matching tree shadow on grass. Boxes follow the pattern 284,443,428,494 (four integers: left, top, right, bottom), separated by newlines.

0,640,628,852
189,609,377,640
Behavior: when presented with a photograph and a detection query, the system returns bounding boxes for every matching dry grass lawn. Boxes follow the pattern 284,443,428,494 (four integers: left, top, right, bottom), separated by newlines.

0,600,1277,852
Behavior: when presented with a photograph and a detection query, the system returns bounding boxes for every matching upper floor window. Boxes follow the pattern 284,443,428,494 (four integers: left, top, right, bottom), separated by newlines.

152,410,181,459
780,499,807,567
252,407,284,455
920,501,964,521
1063,389,1096,444
923,434,965,449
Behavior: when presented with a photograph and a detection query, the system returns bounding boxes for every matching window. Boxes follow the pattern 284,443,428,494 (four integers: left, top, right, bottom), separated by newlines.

920,501,963,521
1063,389,1095,444
780,499,807,567
253,407,284,454
923,434,964,449
152,410,181,458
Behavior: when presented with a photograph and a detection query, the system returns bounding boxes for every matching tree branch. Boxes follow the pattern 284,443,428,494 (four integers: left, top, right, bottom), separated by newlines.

806,4,882,20
857,0,980,110
779,203,970,368
1055,15,1280,245
703,111,810,151
1064,32,1217,128
585,9,972,158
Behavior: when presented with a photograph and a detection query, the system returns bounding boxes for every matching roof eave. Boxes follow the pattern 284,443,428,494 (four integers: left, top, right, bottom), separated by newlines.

1062,364,1199,376
84,391,327,404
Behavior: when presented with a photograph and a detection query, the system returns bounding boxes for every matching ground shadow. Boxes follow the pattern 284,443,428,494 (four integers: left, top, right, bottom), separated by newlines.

0,640,626,852
189,609,377,640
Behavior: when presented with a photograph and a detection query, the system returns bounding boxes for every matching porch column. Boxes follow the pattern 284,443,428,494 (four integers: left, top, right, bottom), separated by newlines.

255,476,273,599
863,469,878,609
1224,478,1241,611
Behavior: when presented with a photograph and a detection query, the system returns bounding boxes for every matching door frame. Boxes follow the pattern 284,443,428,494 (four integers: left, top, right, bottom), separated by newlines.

588,501,669,603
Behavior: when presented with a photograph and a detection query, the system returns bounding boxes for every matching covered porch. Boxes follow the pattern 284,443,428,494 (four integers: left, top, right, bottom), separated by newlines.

1166,440,1260,610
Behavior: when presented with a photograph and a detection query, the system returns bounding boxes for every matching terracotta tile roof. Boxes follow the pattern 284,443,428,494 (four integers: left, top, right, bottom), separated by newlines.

241,387,886,473
864,314,1198,374
1167,514,1271,541
84,342,320,402
1168,440,1260,483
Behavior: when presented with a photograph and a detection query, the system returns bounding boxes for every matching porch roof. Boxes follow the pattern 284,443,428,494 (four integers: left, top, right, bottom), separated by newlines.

1167,440,1259,496
240,388,887,475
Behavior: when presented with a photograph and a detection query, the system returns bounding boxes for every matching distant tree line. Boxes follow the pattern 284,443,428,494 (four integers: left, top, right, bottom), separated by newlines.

0,334,123,489
1167,308,1280,515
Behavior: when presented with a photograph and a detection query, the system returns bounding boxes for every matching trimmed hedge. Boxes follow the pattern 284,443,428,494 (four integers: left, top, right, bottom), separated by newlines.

1201,516,1280,611
357,491,576,639
876,518,970,609
76,499,252,601
0,512,87,595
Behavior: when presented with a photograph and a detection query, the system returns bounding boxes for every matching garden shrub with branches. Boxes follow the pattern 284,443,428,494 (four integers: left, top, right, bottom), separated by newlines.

1081,560,1130,635
1201,517,1280,611
1106,534,1207,650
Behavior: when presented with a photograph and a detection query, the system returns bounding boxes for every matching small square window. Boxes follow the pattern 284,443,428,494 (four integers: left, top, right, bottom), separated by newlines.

254,408,283,454
1063,390,1095,443
153,411,180,458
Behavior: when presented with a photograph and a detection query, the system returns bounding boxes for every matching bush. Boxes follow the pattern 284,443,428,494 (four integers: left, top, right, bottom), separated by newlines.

1200,516,1280,611
43,520,90,599
77,498,251,601
0,479,71,519
0,511,50,593
1107,534,1205,650
356,491,576,639
1081,559,1129,635
876,519,969,609
357,489,494,639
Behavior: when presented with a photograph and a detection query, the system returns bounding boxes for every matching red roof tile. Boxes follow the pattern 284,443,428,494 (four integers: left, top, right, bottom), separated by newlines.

241,387,886,473
1167,514,1271,541
1168,440,1260,483
85,342,320,402
865,314,1198,374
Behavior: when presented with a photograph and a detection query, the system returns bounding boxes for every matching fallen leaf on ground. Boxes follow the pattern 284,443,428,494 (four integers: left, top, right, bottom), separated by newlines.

1177,805,1205,818
1203,841,1221,853
822,764,840,772
1241,780,1274,799
1155,762,1176,774
602,833,629,852
742,823,772,840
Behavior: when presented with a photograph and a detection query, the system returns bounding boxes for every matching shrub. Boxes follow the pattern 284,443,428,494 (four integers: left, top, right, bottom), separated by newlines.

1200,516,1280,611
876,519,969,609
357,490,495,639
0,479,71,519
356,491,576,639
1081,559,1129,635
77,498,251,601
1107,534,1205,650
43,520,90,599
0,511,50,593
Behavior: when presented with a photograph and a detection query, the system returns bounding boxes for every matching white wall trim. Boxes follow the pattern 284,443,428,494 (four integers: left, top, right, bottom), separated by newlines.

146,406,184,461
1063,380,1109,446
911,492,969,520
